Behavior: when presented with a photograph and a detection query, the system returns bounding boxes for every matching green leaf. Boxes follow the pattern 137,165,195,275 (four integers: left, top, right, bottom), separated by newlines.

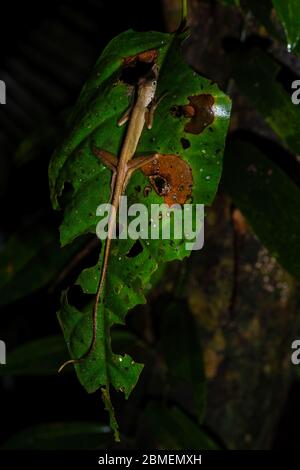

1,422,112,450
0,336,68,376
232,48,300,155
272,0,300,52
0,223,84,306
222,138,300,280
49,29,231,434
139,403,218,450
160,301,206,423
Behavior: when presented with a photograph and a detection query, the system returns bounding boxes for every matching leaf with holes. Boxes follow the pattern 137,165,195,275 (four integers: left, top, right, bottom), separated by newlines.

49,29,231,438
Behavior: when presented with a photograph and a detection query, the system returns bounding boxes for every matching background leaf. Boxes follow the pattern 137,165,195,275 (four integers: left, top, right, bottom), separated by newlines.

0,336,68,376
222,138,300,280
232,48,300,155
159,301,206,423
138,403,218,450
0,223,84,306
1,422,112,450
272,0,300,52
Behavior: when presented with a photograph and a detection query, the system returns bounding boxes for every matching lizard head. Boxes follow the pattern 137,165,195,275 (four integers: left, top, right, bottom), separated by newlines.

138,63,158,106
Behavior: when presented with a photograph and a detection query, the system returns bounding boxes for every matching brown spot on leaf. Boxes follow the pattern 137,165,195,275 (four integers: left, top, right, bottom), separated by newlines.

183,104,196,118
123,49,158,66
171,94,215,134
141,154,193,206
185,94,214,134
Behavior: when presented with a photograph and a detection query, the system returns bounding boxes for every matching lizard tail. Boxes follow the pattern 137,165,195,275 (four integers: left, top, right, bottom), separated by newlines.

58,236,112,373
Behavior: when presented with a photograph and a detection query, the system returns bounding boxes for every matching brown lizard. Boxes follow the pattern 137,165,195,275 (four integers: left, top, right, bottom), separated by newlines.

59,64,161,371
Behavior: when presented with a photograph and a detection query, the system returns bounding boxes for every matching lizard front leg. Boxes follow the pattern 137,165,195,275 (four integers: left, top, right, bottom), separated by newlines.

145,92,168,129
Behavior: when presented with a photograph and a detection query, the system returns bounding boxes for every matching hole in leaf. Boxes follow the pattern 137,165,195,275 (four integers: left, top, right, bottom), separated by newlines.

64,236,101,287
149,175,171,196
58,181,74,207
120,49,158,85
68,285,93,311
181,137,191,149
80,236,101,269
170,105,183,118
126,240,144,258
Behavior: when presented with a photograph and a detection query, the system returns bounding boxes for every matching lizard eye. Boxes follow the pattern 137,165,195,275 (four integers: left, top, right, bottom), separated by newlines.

152,80,157,86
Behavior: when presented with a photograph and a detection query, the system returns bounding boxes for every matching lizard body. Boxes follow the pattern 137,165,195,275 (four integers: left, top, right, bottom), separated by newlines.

59,65,160,371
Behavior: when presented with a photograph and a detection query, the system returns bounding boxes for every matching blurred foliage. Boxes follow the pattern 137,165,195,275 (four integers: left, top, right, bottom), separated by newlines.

272,0,300,53
159,300,206,423
231,48,300,155
139,403,218,450
0,222,85,306
0,336,68,376
1,422,112,450
223,138,300,280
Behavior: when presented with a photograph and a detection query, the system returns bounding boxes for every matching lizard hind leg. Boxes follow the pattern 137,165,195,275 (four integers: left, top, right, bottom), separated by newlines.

124,153,160,189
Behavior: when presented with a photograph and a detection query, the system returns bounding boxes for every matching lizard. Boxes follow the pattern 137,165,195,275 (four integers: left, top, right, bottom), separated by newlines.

59,63,161,372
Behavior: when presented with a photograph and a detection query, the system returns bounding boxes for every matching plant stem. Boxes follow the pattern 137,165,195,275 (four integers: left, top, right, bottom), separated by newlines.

182,0,188,25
